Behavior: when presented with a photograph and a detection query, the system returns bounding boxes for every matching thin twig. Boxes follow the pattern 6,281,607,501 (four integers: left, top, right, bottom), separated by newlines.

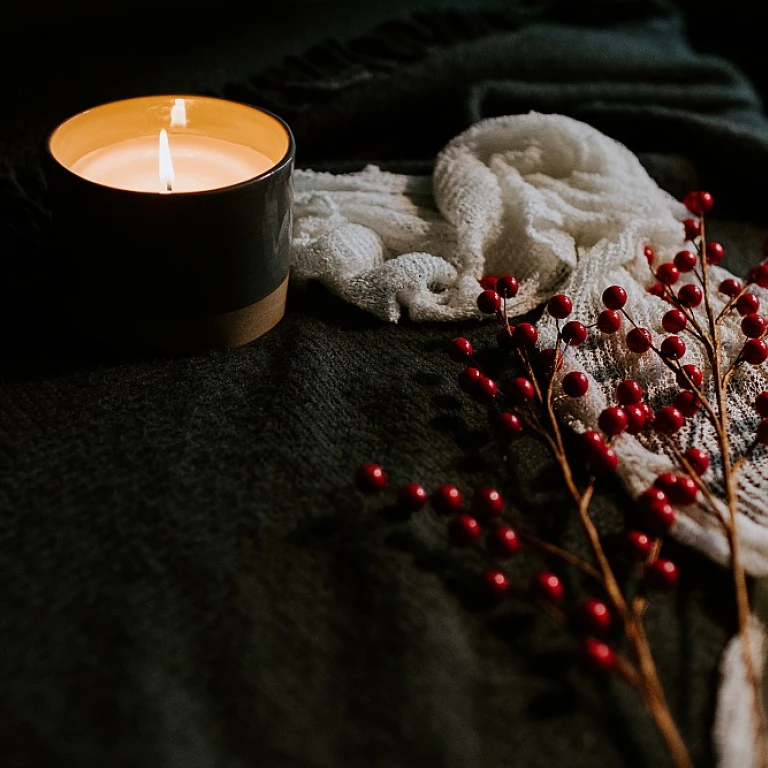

515,525,604,583
543,362,694,768
700,215,768,761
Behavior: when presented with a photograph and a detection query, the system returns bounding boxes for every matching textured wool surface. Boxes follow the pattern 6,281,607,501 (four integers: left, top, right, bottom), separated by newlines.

0,2,767,767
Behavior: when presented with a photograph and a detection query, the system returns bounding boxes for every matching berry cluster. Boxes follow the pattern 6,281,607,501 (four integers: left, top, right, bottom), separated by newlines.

355,190,768,768
354,463,665,674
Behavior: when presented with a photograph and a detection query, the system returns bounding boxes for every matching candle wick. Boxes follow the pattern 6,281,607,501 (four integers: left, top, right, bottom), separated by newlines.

166,180,173,192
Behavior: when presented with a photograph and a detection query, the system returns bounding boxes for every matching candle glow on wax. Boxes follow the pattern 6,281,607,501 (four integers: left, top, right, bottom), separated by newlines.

54,96,287,194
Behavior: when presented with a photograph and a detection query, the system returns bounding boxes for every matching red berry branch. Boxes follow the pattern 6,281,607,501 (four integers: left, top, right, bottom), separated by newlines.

355,189,768,768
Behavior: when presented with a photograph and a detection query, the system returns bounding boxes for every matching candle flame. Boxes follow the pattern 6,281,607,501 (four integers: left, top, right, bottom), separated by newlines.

170,98,187,128
158,129,175,193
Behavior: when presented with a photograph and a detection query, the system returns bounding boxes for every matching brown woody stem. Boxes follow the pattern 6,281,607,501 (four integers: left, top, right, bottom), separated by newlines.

700,215,768,762
543,372,693,768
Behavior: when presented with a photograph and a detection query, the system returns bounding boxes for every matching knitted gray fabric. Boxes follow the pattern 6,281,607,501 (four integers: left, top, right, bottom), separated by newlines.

1,2,768,766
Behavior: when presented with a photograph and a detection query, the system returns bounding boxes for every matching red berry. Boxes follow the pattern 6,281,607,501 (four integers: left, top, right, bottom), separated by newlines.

587,446,619,475
639,487,670,508
742,313,767,339
751,264,768,289
472,487,504,519
432,484,463,514
648,283,668,300
683,190,714,216
719,279,742,298
683,218,701,241
496,412,523,438
513,322,538,347
698,191,715,213
674,390,701,417
507,377,535,405
449,337,473,362
684,448,710,475
625,531,653,561
705,241,724,265
624,404,648,434
743,339,768,365
654,406,685,434
676,364,703,391
581,638,616,675
548,293,573,319
488,524,520,558
497,275,519,298
656,263,680,286
674,250,697,273
450,514,482,546
669,476,698,506
616,379,643,405
626,328,652,354
754,391,768,418
638,403,654,422
472,376,499,404
576,598,612,635
458,367,482,393
662,309,687,334
678,283,703,308
581,430,619,471
641,498,675,535
531,572,564,604
602,285,628,310
562,321,588,346
597,309,622,334
563,371,589,397
477,289,502,314
599,406,629,436
653,473,677,495
398,482,429,510
481,568,510,600
582,430,608,452
643,246,655,265
479,276,497,291
660,336,686,360
645,559,680,590
737,293,761,316
356,463,387,493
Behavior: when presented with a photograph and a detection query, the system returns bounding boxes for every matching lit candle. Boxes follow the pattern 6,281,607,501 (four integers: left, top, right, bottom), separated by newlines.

68,99,277,194
46,95,295,352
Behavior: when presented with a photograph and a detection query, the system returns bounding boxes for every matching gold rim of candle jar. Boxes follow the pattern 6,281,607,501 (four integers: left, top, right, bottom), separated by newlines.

47,95,295,194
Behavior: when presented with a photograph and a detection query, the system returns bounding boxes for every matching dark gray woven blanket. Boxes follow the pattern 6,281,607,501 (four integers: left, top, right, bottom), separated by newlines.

1,2,767,765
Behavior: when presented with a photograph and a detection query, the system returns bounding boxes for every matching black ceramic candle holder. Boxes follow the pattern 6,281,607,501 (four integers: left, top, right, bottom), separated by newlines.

47,95,294,352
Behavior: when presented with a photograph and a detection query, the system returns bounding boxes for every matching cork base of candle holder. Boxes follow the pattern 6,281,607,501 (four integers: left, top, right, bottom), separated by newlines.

73,276,289,354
